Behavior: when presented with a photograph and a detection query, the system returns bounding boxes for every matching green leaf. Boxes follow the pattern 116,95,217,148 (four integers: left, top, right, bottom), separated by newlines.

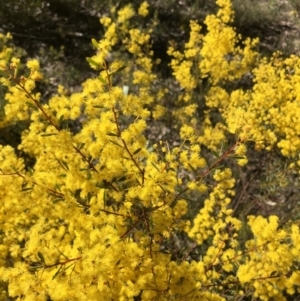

52,265,63,280
110,65,127,75
37,252,45,264
229,155,246,159
108,139,123,148
91,38,98,48
151,162,159,171
28,167,34,176
77,142,85,150
58,114,64,125
14,86,23,92
54,183,61,191
158,184,171,193
211,165,225,171
133,148,142,155
86,57,100,69
53,198,64,203
188,163,197,173
107,132,119,137
93,105,104,109
184,174,191,181
29,262,43,271
61,160,69,171
270,271,278,277
161,157,167,163
149,206,160,212
64,263,75,271
25,101,37,109
221,141,228,151
54,245,68,259
5,50,12,62
87,192,93,202
98,76,107,84
22,187,33,192
56,159,68,171
117,176,127,182
58,174,67,178
96,181,110,189
40,133,58,137
211,150,220,158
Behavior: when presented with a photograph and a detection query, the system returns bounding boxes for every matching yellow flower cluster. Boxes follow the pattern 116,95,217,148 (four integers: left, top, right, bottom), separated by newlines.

117,4,135,23
0,61,43,127
188,168,237,244
168,0,300,165
168,20,201,89
167,0,259,150
0,0,300,300
238,216,300,299
138,1,149,17
223,54,300,157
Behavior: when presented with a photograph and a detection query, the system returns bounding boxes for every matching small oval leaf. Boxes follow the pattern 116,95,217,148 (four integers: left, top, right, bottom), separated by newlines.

37,252,45,263
133,148,142,155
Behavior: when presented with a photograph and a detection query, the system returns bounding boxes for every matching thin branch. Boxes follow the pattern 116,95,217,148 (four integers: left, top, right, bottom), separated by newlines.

176,139,243,199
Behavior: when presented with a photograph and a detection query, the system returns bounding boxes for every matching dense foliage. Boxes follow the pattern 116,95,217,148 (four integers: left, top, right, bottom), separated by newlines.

0,0,300,300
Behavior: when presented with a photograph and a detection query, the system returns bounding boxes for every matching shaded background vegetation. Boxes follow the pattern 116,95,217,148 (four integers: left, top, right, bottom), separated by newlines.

1,0,300,90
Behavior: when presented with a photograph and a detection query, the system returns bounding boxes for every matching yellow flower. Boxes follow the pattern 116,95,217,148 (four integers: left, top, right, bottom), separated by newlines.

237,158,248,166
24,79,35,91
100,16,112,27
26,59,40,71
118,5,135,23
138,1,149,17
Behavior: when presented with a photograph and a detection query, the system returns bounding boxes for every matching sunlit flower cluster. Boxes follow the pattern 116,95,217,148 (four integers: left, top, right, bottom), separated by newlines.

0,1,300,300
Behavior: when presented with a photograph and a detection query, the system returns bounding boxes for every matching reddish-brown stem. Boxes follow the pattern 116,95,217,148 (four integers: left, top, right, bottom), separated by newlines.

99,208,125,217
176,139,243,199
102,60,145,185
232,170,258,215
72,144,99,174
220,241,269,265
0,170,64,197
182,241,197,262
200,271,290,289
11,78,59,130
44,256,82,269
120,216,144,239
111,107,145,185
2,68,118,191
205,240,225,272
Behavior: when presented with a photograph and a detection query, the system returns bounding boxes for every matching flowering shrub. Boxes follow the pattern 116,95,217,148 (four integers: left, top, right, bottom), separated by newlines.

0,0,300,300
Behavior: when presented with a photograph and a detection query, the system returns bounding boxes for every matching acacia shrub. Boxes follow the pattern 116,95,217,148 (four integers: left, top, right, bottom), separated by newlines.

0,1,300,300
